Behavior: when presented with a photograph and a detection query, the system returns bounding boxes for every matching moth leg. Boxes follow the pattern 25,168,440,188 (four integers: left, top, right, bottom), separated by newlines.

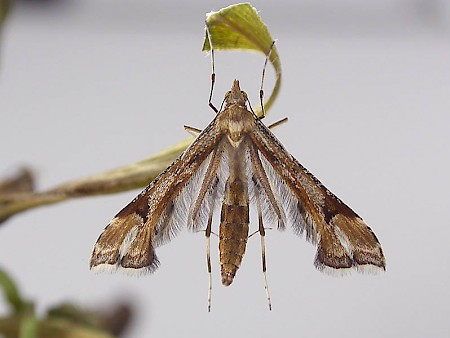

205,175,220,312
248,227,273,238
267,117,288,131
259,40,276,119
248,229,260,238
184,125,202,137
254,183,272,311
205,20,218,113
195,229,218,238
205,200,214,312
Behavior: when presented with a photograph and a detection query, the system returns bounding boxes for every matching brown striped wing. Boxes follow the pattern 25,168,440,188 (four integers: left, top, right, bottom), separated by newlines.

90,117,223,274
249,119,386,274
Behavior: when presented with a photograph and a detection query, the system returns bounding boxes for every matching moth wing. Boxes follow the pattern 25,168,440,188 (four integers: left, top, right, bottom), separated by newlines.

90,118,223,274
250,120,386,274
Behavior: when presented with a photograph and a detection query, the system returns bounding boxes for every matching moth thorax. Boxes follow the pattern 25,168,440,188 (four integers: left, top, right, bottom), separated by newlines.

227,125,244,144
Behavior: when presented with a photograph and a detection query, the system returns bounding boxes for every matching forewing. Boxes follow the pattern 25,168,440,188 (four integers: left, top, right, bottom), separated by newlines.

90,117,223,274
250,120,386,274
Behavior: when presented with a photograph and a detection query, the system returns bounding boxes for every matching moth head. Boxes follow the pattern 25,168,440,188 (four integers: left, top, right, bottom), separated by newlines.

224,80,248,108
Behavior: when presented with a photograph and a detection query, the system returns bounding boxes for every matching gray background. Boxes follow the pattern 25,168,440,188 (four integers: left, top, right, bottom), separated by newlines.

1,1,449,337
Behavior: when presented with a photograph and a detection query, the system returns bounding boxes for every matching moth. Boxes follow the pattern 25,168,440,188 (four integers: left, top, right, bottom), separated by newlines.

90,79,386,310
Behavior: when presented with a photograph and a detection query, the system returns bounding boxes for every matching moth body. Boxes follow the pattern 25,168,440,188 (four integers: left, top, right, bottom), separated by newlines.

90,80,386,308
219,139,250,286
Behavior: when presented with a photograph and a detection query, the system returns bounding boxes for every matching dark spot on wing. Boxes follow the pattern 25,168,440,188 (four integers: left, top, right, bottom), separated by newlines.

117,196,150,223
323,205,337,224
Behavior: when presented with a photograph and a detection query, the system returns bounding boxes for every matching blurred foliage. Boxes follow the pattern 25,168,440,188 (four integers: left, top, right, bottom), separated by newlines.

0,0,12,27
0,139,191,224
0,3,281,225
0,169,34,223
0,268,133,338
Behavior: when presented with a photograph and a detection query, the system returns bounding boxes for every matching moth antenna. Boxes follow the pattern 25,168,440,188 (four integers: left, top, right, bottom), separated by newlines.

259,41,276,119
205,21,218,114
246,96,257,118
218,95,227,113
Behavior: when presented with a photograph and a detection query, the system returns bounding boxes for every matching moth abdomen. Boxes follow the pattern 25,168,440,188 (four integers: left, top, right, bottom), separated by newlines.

219,178,250,286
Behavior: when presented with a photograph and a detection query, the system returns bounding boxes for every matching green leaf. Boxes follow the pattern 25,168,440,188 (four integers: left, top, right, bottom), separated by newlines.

0,269,36,338
0,268,29,314
19,317,38,338
202,3,281,116
203,3,272,52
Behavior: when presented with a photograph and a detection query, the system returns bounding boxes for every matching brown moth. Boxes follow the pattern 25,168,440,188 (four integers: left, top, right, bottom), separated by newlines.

90,79,386,310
